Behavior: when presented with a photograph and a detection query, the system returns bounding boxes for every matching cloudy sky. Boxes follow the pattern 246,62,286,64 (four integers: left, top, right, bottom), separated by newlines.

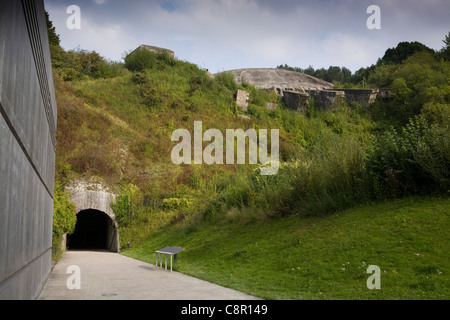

44,0,450,73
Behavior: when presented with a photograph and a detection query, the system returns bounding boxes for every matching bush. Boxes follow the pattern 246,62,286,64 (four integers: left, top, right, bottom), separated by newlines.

52,184,77,247
282,135,368,216
215,72,238,92
131,71,161,107
202,133,368,220
365,117,449,199
51,46,125,81
161,197,192,210
124,49,157,71
110,184,142,227
414,125,450,191
124,49,176,72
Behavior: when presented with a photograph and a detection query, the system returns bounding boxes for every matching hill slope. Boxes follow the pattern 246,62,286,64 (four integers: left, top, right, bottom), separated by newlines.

52,48,449,300
122,196,450,299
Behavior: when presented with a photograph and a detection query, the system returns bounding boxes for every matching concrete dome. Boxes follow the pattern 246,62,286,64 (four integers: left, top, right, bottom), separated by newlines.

220,68,334,95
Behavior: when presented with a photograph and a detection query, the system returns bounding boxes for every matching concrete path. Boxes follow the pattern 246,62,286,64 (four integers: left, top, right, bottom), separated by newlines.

38,250,260,300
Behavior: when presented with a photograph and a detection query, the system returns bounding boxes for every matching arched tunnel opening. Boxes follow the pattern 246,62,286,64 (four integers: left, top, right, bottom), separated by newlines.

67,209,118,251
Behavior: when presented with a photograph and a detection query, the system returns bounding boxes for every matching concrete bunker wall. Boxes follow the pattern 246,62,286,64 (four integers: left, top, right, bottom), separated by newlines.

327,89,378,106
283,89,379,112
305,90,345,111
283,91,310,112
67,188,119,252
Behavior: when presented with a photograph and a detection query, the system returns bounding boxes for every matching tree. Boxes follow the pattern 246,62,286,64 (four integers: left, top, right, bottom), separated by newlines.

45,10,60,47
440,32,450,61
378,41,435,65
326,66,343,83
341,67,352,83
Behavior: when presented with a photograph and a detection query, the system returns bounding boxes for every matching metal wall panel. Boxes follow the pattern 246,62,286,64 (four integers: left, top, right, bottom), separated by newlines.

0,0,57,300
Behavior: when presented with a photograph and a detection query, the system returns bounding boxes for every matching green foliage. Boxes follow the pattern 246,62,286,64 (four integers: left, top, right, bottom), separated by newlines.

131,71,160,107
124,197,450,299
53,32,450,251
202,114,370,221
215,72,238,92
45,10,60,47
277,64,354,84
111,193,131,227
51,46,125,81
365,117,449,199
421,102,450,126
124,49,157,71
52,184,76,247
440,31,450,61
110,184,142,227
368,51,450,125
379,41,436,65
161,197,193,210
124,48,175,72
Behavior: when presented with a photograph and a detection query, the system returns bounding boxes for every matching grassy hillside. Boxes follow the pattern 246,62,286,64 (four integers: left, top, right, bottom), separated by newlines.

53,50,305,244
122,197,450,300
52,49,379,246
51,43,449,299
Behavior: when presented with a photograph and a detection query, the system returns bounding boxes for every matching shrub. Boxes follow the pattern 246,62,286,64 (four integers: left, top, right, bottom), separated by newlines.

215,72,238,92
282,135,368,216
421,102,450,127
52,184,77,247
161,197,193,210
124,49,176,72
202,133,368,220
111,184,143,227
124,49,157,71
365,117,449,199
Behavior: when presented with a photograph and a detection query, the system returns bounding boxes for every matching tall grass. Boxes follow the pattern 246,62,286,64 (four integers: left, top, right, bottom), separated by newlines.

202,131,368,222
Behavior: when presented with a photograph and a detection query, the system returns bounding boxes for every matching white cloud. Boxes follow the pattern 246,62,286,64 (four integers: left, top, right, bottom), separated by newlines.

316,33,381,70
44,0,450,73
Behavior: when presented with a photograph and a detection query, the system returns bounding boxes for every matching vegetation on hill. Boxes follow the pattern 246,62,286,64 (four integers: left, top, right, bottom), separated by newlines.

47,10,449,298
50,31,449,247
123,197,450,299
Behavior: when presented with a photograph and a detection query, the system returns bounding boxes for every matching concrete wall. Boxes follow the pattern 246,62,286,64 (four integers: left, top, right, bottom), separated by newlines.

235,89,249,112
283,91,310,112
306,90,345,111
328,89,378,106
0,0,57,299
223,68,334,93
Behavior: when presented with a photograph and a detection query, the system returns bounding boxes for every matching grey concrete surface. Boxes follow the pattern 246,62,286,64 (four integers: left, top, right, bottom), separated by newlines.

221,68,334,94
0,0,57,300
38,251,260,300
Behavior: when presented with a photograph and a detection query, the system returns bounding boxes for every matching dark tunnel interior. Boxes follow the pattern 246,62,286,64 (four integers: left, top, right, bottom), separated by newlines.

67,209,111,250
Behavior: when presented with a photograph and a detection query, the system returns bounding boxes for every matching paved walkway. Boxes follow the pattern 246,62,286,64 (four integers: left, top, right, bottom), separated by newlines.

38,250,260,300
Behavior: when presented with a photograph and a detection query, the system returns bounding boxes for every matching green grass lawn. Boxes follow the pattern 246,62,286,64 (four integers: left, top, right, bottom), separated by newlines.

121,196,449,300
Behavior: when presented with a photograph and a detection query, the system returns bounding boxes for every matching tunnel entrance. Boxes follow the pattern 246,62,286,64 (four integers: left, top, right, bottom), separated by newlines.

67,209,117,251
